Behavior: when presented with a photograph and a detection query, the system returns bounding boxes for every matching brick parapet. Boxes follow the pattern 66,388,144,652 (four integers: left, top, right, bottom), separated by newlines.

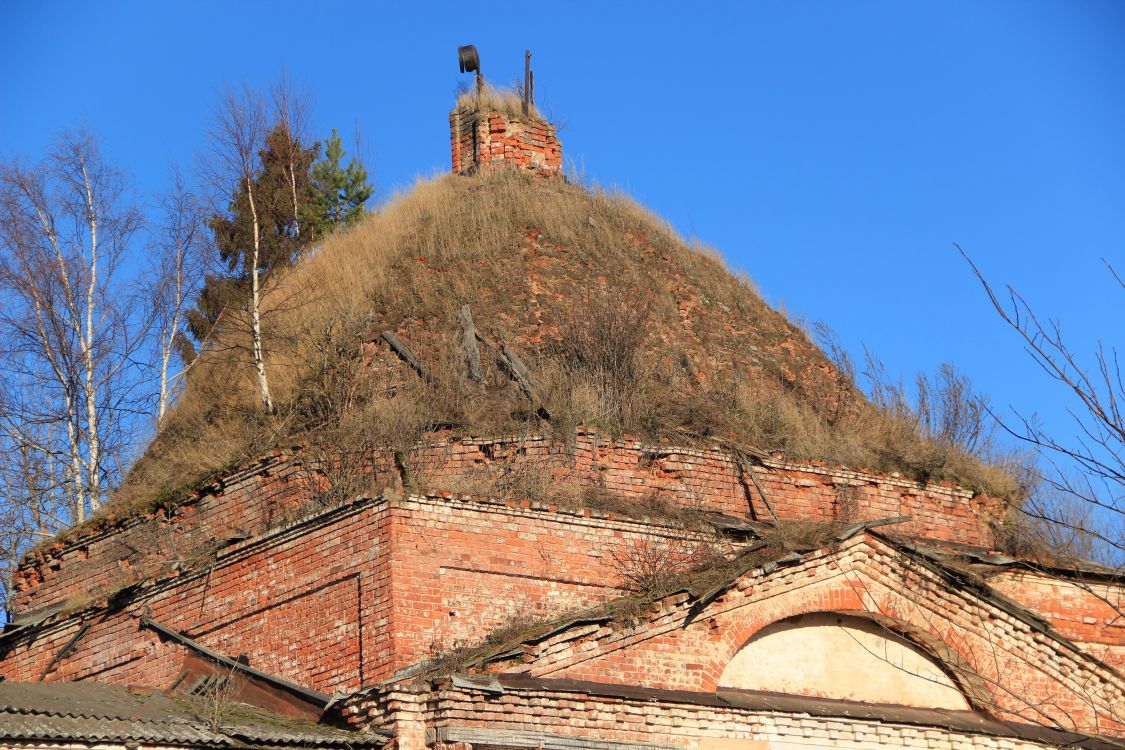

450,107,562,178
9,454,317,615
10,434,1007,618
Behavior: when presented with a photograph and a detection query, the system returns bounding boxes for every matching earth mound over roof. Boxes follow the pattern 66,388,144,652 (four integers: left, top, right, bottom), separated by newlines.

118,168,1013,515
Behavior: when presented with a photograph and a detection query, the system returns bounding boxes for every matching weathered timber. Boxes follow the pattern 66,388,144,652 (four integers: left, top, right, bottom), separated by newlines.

381,331,432,384
37,622,90,681
497,342,551,420
459,305,485,384
734,454,780,524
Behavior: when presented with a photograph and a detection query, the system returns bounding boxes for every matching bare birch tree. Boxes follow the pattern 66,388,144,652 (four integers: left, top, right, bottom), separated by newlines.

205,87,275,413
271,71,314,240
151,167,207,424
0,129,144,527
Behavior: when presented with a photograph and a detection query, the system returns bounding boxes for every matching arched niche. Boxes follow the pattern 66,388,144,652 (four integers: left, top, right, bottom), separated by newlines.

718,613,970,710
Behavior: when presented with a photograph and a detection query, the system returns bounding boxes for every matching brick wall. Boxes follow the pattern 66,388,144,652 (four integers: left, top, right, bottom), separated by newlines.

410,434,1004,547
10,454,316,615
987,570,1125,672
471,535,1125,736
344,682,1076,750
10,434,1007,619
1,500,389,693
3,492,1120,739
1,495,699,689
450,107,562,178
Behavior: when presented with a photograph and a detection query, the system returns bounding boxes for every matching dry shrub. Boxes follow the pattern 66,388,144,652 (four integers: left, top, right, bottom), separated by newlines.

768,519,845,552
188,663,248,731
612,537,724,596
545,293,655,434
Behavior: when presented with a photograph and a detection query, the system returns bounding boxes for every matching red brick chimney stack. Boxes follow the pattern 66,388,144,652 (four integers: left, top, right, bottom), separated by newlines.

449,101,563,179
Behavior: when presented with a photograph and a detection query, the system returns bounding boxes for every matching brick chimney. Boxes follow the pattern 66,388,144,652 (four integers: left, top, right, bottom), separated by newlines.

450,103,562,179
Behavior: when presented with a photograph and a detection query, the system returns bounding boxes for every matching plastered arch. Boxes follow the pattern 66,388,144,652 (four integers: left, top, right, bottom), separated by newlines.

719,612,971,708
702,577,993,707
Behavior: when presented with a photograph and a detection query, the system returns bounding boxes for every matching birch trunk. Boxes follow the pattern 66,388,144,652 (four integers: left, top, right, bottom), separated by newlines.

288,162,300,239
29,199,89,517
246,177,274,413
80,163,101,509
156,241,183,424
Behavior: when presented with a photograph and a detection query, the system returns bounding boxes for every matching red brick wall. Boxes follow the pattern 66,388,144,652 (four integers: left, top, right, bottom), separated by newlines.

3,497,1119,738
10,435,1007,619
988,570,1125,672
450,108,562,178
10,455,317,615
1,496,691,689
477,535,1124,736
407,434,1003,547
377,496,700,674
1,501,389,693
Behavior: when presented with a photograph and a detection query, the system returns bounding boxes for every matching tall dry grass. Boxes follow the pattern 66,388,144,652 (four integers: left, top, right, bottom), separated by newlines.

455,83,542,122
112,169,1018,522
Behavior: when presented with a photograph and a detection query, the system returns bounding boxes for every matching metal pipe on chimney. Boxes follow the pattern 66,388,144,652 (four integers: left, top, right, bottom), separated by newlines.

523,50,532,116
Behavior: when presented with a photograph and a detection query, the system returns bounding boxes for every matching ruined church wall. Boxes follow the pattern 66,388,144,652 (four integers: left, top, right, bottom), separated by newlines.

987,569,1125,672
11,434,1005,621
487,537,1124,736
408,434,1004,545
2,496,692,689
346,685,1072,750
0,500,392,694
375,496,692,674
10,455,316,615
4,498,1120,737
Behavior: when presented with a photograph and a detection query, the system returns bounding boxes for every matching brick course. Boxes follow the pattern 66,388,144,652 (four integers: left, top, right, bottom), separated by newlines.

450,107,562,178
10,434,1008,619
345,682,1091,750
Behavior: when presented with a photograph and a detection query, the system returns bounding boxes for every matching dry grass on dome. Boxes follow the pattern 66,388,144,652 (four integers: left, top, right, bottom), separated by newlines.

111,169,1019,522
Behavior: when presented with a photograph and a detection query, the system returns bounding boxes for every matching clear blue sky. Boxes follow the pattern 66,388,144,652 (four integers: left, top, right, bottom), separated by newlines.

2,0,1124,462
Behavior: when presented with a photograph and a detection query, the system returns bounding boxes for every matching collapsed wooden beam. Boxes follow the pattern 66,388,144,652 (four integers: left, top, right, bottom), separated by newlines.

381,331,433,385
459,305,485,385
497,342,551,421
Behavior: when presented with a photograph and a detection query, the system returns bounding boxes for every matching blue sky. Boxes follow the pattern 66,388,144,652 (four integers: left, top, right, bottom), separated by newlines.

2,0,1124,466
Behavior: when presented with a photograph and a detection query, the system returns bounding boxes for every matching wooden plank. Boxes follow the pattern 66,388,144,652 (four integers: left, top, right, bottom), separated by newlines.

381,330,432,384
734,454,780,524
497,343,551,421
458,305,485,384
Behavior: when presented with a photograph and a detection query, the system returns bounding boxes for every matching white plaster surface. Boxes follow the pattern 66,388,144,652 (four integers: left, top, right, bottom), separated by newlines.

719,613,969,709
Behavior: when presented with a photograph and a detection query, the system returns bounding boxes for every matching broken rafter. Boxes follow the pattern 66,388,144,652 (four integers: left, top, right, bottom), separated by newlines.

733,453,779,524
495,341,551,421
37,621,90,681
381,330,433,385
458,305,485,385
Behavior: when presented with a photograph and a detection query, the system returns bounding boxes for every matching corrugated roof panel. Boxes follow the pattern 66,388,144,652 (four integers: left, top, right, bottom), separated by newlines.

0,682,385,747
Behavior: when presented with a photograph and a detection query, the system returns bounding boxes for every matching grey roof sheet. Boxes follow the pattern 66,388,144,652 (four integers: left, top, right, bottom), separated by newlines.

0,682,384,747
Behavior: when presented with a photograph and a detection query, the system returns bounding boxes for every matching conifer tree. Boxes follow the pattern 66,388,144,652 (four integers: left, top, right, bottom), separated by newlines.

306,129,372,236
188,122,318,349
